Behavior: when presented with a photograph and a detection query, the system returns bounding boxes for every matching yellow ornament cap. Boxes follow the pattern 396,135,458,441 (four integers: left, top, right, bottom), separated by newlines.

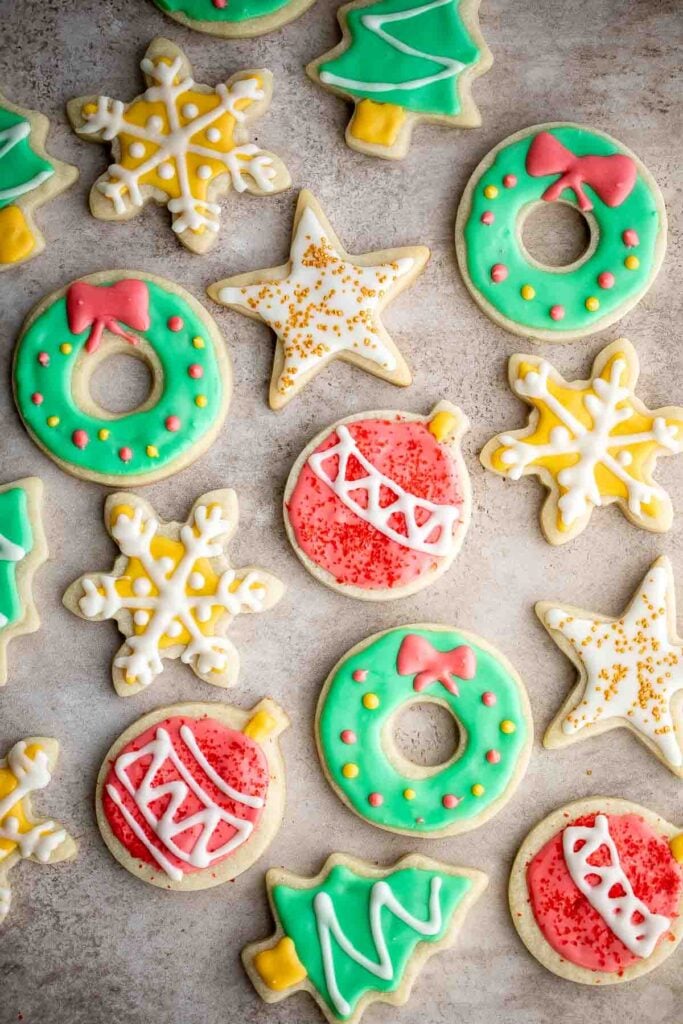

253,936,307,991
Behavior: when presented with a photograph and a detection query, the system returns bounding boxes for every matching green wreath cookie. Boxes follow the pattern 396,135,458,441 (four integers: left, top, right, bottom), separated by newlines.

456,123,666,341
13,271,231,485
151,0,317,37
316,624,532,837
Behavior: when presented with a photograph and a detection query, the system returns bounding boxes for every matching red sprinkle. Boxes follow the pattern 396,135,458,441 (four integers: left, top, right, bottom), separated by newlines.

340,730,356,745
352,669,368,683
31,392,43,405
598,271,615,289
503,174,517,188
482,691,497,706
550,304,565,321
368,792,383,808
167,316,184,332
622,229,639,247
442,794,460,809
486,749,501,764
119,446,133,462
37,351,50,366
490,263,508,283
188,363,203,379
72,429,89,449
481,211,494,225
165,415,181,432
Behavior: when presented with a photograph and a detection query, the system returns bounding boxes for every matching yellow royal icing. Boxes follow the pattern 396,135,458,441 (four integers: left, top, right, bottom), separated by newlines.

349,99,406,148
243,709,278,742
254,936,308,991
428,410,458,442
0,204,35,264
670,834,683,864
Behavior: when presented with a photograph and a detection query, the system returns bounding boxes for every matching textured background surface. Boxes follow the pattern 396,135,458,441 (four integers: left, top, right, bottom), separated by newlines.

0,1,681,1022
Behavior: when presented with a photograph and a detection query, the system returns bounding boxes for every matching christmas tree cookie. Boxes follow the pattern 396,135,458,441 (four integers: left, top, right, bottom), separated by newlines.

243,853,487,1023
151,0,317,37
0,93,77,268
307,0,492,160
67,38,291,254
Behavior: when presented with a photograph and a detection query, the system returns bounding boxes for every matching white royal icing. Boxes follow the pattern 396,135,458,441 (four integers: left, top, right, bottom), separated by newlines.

0,742,67,867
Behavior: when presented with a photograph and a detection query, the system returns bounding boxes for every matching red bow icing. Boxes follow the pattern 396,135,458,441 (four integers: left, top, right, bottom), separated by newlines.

526,131,637,212
66,279,151,353
397,634,476,696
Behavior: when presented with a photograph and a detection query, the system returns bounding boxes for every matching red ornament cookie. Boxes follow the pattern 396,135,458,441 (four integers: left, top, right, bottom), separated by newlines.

96,700,288,890
509,798,683,984
284,402,470,600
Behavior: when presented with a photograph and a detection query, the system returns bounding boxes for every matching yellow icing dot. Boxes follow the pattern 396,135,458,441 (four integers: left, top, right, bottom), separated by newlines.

146,445,159,458
244,710,277,742
342,763,359,779
625,255,640,270
362,693,379,710
349,98,406,148
98,428,110,441
125,673,137,685
195,395,208,408
60,343,72,355
483,185,498,199
47,415,60,427
521,284,535,301
82,102,98,116
500,719,516,734
403,788,416,801
192,336,205,349
0,205,36,264
428,410,458,442
471,783,485,797
670,834,683,864
253,937,307,992
585,296,600,312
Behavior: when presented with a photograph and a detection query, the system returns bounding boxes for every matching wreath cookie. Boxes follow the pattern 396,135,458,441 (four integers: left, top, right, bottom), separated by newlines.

0,92,77,269
284,402,470,600
243,852,487,1024
316,625,532,837
456,123,666,341
509,798,683,984
13,270,231,486
67,38,290,254
96,700,288,890
151,0,317,37
307,0,492,160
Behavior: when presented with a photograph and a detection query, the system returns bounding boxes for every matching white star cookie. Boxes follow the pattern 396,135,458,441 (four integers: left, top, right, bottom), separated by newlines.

208,190,429,408
537,556,683,777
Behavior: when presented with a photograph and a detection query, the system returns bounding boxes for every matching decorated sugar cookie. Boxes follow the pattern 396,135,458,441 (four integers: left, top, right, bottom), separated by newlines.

537,556,683,777
284,403,470,600
509,798,683,984
307,0,492,160
316,625,532,837
67,38,291,254
243,852,487,1023
0,92,77,268
63,489,283,696
0,738,76,923
208,190,428,408
480,339,683,545
0,479,47,686
97,700,288,890
13,270,231,485
151,0,317,37
456,123,666,340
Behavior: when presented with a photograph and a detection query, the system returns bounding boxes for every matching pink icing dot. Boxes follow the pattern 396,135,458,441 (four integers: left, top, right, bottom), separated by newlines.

352,669,368,683
482,691,497,706
550,304,565,321
442,794,460,810
165,415,181,432
213,0,227,6
119,447,133,463
37,351,49,367
480,211,494,225
340,730,356,744
490,263,508,283
503,174,517,188
72,429,89,449
486,749,501,764
188,363,203,379
622,229,639,247
31,392,43,405
368,792,383,808
167,316,184,332
598,271,615,289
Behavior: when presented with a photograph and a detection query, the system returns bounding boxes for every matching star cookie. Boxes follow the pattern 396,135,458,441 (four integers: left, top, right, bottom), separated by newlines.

67,37,290,254
208,190,429,408
537,556,683,777
481,339,683,544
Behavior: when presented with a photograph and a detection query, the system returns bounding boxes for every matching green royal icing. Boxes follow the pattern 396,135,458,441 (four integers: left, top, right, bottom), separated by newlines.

153,0,293,22
319,0,480,117
14,279,224,481
463,125,662,334
273,864,471,1020
0,488,32,631
318,626,528,833
0,105,54,210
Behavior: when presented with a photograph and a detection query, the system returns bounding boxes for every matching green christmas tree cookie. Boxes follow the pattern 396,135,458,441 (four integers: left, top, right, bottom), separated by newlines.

243,853,487,1023
307,0,492,159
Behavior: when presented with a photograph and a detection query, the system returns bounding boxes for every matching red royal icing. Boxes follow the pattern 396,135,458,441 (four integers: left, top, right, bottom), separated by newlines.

287,418,463,590
103,715,268,877
66,279,150,354
396,633,476,695
527,812,682,973
526,132,637,212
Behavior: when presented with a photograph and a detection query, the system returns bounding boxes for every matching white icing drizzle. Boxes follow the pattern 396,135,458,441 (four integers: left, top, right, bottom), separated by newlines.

106,725,264,881
314,876,443,1017
562,814,670,959
0,885,10,924
320,0,465,94
308,424,459,556
0,742,67,867
0,532,26,562
0,120,53,202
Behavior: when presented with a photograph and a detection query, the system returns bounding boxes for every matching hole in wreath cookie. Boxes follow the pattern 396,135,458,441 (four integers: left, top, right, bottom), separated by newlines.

520,201,593,270
388,700,461,775
72,334,162,419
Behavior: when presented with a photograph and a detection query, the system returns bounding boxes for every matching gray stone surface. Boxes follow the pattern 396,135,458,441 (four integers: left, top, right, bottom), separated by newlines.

0,1,681,1022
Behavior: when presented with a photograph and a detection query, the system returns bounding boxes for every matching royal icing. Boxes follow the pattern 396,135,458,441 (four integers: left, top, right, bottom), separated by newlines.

65,490,283,695
0,487,31,634
154,0,300,23
14,274,230,483
460,125,665,338
0,112,53,205
482,340,683,543
317,626,530,835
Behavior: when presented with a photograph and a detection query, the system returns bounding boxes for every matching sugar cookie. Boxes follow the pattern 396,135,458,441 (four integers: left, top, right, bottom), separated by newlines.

151,0,316,37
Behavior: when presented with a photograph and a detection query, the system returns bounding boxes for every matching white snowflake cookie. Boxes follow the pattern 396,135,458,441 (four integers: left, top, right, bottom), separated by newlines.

67,37,291,254
63,489,284,696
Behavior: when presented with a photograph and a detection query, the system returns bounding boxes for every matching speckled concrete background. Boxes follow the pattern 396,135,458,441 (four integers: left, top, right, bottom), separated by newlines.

0,1,681,1022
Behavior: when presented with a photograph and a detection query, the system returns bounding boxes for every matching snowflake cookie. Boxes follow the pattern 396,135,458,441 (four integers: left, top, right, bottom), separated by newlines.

67,37,291,254
208,190,429,408
63,489,284,696
537,556,683,777
0,738,76,924
480,339,683,544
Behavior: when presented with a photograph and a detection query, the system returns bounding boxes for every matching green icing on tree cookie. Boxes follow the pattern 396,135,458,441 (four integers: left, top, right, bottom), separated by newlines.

0,105,53,211
154,0,292,22
0,487,33,631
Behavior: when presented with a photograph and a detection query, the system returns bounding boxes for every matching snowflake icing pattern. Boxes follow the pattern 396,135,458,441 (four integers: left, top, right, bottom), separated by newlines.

64,490,284,696
68,38,290,252
482,340,683,543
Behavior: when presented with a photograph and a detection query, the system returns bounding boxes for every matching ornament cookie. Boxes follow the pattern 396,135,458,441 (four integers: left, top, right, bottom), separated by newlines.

97,700,288,890
0,738,76,923
481,339,683,545
316,625,532,837
307,0,491,160
284,402,470,600
0,479,47,686
209,190,428,408
63,489,284,696
151,0,317,37
509,798,683,984
67,37,290,254
244,852,487,1023
13,270,231,485
0,92,77,268
456,123,666,341
537,556,683,777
